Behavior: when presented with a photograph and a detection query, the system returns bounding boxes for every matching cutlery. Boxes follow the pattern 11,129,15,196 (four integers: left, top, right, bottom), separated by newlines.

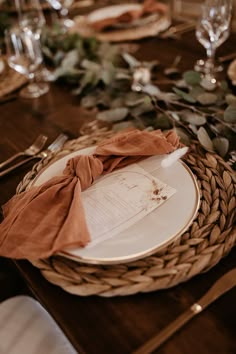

0,94,18,105
218,52,236,63
0,133,68,178
132,268,236,354
0,134,48,170
164,55,182,77
160,21,196,39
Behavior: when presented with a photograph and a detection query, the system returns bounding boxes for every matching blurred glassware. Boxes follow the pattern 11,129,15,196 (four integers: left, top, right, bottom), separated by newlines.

5,26,49,98
45,0,75,30
15,0,53,81
15,0,46,39
195,0,233,87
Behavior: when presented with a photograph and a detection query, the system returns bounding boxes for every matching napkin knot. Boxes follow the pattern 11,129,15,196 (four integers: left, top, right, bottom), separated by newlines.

64,155,104,190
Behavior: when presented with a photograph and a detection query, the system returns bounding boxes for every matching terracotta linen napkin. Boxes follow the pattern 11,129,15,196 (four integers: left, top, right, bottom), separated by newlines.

90,0,168,32
0,129,180,260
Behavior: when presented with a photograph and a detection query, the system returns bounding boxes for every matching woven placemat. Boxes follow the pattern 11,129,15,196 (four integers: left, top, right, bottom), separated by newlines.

17,127,236,297
0,59,27,98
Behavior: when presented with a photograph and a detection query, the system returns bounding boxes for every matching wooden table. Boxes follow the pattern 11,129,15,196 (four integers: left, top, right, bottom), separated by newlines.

0,31,236,354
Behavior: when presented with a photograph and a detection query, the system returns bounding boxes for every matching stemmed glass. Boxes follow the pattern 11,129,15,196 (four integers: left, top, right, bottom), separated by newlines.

45,0,75,30
195,0,232,86
5,26,49,98
15,0,53,82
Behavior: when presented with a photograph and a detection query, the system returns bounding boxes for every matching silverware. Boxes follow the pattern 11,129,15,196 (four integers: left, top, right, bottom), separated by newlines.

0,133,68,178
0,134,48,170
0,94,18,105
218,52,236,63
164,55,182,76
160,21,196,39
132,268,236,354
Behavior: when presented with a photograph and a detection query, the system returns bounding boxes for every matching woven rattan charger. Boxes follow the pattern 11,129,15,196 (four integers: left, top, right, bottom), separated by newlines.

0,58,27,98
17,127,236,297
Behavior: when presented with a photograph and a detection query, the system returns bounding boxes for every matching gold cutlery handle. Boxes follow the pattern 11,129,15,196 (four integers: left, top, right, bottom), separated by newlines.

132,306,197,354
0,156,37,177
132,268,236,354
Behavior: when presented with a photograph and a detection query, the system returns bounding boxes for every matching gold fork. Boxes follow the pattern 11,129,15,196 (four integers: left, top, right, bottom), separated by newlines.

0,133,68,178
0,134,48,170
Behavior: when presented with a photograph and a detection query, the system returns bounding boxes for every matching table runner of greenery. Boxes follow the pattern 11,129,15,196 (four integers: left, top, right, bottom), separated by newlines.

0,16,235,168
41,28,236,169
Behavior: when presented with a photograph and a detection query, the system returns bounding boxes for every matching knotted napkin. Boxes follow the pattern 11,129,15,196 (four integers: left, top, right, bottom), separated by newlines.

0,129,180,260
90,0,168,32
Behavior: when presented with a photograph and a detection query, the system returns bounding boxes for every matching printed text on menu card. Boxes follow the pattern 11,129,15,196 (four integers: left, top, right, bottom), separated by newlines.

82,164,176,248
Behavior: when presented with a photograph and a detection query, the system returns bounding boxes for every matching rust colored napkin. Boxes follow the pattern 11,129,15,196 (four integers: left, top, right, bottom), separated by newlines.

90,0,168,32
0,129,180,260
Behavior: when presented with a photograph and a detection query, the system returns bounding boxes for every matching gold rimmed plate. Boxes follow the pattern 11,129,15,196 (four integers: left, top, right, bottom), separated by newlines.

31,146,200,265
72,3,171,42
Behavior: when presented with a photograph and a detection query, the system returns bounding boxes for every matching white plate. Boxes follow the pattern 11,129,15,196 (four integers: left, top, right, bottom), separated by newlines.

0,59,5,75
227,59,236,85
87,4,142,24
33,147,200,265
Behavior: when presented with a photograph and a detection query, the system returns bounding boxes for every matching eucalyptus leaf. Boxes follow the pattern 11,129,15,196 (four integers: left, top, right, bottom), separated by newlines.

100,62,115,85
183,70,201,86
112,121,135,132
80,95,98,108
174,127,191,145
81,59,100,71
53,67,82,80
197,127,214,152
61,49,79,68
168,111,180,121
97,108,129,122
197,93,218,105
224,105,236,123
125,92,147,107
200,77,217,91
212,137,229,157
173,87,196,103
225,94,236,106
131,100,154,116
189,85,205,99
157,92,179,102
155,114,172,129
110,97,126,108
122,52,140,68
181,111,207,125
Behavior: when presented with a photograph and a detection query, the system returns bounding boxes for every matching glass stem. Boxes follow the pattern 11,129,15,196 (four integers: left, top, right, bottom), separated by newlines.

206,45,216,76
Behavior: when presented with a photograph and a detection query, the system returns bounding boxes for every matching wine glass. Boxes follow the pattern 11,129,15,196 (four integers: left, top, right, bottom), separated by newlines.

195,0,232,86
5,26,49,98
15,0,53,82
15,0,46,39
45,0,75,30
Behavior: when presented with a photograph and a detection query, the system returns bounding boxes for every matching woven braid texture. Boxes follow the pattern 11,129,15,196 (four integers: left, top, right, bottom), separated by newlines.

17,128,236,297
0,60,27,98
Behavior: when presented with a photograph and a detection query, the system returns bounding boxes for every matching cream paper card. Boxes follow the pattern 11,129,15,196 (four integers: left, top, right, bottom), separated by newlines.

82,163,176,248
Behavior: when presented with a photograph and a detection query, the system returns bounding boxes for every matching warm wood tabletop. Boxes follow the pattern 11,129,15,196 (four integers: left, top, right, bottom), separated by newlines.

0,28,236,354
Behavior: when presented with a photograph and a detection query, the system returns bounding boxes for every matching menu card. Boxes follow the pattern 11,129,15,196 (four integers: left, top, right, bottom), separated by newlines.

82,163,176,248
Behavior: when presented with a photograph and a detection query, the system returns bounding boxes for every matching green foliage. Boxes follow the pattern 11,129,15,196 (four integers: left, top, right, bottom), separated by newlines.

41,28,236,168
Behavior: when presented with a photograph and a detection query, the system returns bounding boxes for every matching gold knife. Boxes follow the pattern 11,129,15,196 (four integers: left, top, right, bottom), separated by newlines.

132,268,236,354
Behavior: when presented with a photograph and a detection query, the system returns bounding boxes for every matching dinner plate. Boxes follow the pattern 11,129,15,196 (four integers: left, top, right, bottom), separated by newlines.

87,4,142,24
0,59,5,75
72,3,171,42
227,59,236,86
32,146,200,265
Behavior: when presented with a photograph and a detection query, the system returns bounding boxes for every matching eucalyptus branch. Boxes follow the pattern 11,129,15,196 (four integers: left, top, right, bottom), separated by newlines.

166,99,236,133
151,98,195,138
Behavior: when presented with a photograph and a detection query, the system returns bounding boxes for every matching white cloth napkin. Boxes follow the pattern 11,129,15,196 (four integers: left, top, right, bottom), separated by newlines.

0,296,78,354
